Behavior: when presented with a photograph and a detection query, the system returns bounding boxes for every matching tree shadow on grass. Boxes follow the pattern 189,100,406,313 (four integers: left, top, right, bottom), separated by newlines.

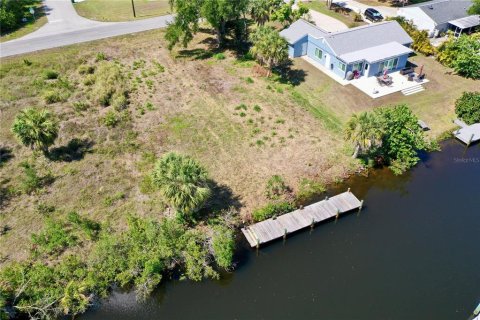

274,61,308,86
47,138,94,162
176,48,215,60
0,147,14,167
208,181,242,213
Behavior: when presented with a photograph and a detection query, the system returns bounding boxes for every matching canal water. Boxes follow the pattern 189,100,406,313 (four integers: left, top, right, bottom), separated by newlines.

84,140,480,320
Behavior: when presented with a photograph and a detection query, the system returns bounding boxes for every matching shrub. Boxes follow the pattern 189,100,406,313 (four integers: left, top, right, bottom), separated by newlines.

296,178,326,203
77,64,95,75
31,219,77,255
235,104,247,111
11,108,59,153
72,101,90,112
455,91,480,125
239,112,246,117
253,105,262,112
95,52,107,62
265,175,288,199
102,110,119,128
245,77,254,84
112,94,129,111
42,70,59,80
151,152,211,218
211,226,235,269
145,102,155,111
153,61,165,72
19,162,53,194
252,201,295,222
92,61,129,107
67,211,100,240
83,74,95,86
213,53,226,60
36,203,55,215
103,192,125,206
43,90,63,104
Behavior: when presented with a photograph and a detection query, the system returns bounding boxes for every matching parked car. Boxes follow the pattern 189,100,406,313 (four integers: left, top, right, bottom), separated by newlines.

364,8,383,22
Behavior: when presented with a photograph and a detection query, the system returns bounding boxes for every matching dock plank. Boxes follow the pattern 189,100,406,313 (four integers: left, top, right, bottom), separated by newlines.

241,191,363,247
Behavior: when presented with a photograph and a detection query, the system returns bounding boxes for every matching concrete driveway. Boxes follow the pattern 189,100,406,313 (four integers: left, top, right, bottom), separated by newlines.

0,0,173,58
336,0,398,20
307,9,349,32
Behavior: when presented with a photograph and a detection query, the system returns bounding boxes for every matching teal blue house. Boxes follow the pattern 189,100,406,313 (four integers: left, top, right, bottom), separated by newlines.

280,20,414,80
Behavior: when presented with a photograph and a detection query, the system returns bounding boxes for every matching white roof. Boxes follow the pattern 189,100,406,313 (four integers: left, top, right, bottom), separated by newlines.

279,20,328,44
449,14,480,29
339,42,413,64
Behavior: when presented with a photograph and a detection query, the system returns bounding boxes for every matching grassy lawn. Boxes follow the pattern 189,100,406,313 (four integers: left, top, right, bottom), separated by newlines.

74,0,171,21
0,28,477,266
0,3,47,43
304,1,366,27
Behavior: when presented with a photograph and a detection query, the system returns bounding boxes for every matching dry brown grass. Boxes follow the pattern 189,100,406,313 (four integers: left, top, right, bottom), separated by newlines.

0,29,476,265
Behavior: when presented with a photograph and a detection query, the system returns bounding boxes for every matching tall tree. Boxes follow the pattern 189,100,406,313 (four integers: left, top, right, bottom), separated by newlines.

151,152,212,217
468,0,480,14
249,26,289,76
250,0,282,26
166,0,249,49
271,0,309,27
344,111,382,156
11,108,59,154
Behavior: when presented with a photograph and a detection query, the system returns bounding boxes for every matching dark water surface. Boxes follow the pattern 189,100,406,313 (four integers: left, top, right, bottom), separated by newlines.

84,140,480,320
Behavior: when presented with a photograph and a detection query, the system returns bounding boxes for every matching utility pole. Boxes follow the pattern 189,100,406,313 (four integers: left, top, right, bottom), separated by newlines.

131,0,136,18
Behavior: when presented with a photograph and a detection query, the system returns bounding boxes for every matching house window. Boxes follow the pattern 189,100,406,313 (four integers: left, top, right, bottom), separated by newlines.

315,48,323,59
379,57,399,72
339,62,346,71
352,62,363,71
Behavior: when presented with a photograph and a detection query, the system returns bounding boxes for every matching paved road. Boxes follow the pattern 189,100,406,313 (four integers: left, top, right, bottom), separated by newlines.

0,0,173,58
337,0,398,21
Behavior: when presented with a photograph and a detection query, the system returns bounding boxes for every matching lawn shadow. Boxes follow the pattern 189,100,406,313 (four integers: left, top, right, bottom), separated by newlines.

274,62,308,86
207,181,242,213
0,147,14,167
176,48,215,60
47,138,94,162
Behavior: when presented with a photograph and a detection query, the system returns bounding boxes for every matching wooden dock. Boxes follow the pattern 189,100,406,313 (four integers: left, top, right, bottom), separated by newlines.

242,190,363,248
453,119,480,145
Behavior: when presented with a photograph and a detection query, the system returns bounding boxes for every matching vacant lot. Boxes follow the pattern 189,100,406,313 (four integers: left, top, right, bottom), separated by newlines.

74,0,171,21
0,28,476,265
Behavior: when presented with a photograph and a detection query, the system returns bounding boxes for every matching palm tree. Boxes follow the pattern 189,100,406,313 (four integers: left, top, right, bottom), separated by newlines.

250,0,280,26
344,111,383,157
249,26,289,76
151,152,211,217
11,108,59,154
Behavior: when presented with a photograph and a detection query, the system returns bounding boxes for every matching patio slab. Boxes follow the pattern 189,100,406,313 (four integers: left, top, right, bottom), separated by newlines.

350,71,429,98
303,55,429,98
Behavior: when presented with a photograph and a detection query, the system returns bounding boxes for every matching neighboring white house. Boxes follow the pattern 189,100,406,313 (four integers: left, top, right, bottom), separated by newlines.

398,0,478,37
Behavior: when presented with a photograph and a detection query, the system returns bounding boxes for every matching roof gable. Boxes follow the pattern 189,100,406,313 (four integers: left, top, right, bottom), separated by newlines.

279,19,328,44
418,0,472,24
323,21,413,56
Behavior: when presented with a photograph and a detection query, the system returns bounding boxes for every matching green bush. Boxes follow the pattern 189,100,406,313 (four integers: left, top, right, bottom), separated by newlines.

296,178,326,203
95,52,107,62
43,90,62,104
211,226,235,269
213,53,226,60
102,110,119,128
455,91,480,125
42,70,59,80
252,201,295,222
77,64,95,75
112,94,129,111
388,17,435,56
72,101,90,112
19,161,47,194
67,212,100,240
265,175,288,199
92,61,129,107
31,219,77,255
